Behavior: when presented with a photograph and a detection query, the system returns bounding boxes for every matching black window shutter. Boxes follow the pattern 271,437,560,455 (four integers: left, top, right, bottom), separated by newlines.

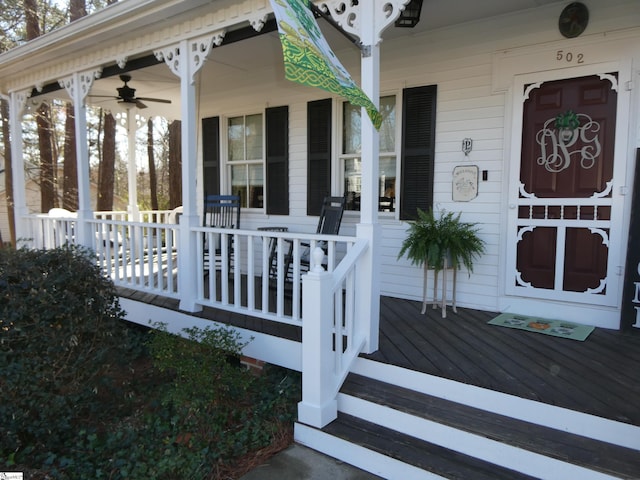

307,99,332,216
266,105,289,215
400,85,437,220
201,116,220,197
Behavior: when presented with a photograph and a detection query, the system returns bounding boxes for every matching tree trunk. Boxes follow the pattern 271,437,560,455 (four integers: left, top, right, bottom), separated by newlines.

26,0,57,212
1,99,15,246
61,0,86,211
168,120,182,209
97,112,116,212
147,118,158,211
37,103,56,213
69,0,86,21
62,103,78,210
24,0,39,40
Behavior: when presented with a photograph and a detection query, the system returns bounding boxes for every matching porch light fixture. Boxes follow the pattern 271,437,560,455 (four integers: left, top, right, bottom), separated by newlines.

395,0,423,28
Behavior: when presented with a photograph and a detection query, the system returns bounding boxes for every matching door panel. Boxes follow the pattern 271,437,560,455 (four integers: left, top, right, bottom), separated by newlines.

516,226,556,289
520,75,616,199
563,227,608,293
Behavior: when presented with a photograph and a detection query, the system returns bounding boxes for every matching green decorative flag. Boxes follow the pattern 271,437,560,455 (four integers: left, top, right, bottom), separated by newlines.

270,0,382,129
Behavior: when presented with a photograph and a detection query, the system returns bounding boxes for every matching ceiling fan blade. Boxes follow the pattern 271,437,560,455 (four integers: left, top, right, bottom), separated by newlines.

88,95,118,99
137,97,172,104
135,99,148,109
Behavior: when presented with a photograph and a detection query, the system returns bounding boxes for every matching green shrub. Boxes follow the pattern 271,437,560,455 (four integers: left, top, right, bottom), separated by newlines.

145,323,300,473
148,323,253,412
0,246,301,479
0,246,142,469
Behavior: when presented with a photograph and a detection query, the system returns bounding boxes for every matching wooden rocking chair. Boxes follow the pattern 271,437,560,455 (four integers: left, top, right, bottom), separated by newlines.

202,194,241,274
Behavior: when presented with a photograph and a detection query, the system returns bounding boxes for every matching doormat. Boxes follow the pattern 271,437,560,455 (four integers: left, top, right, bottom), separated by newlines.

488,313,594,341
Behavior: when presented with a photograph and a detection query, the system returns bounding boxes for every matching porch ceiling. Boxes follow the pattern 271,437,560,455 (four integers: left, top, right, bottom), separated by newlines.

79,28,286,119
85,0,567,119
4,0,566,116
412,0,564,35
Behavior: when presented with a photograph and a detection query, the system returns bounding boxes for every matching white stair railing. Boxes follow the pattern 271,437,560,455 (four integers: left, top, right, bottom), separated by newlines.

297,239,369,428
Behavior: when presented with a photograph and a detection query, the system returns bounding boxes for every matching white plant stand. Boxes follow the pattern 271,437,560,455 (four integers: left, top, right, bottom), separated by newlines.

421,256,457,318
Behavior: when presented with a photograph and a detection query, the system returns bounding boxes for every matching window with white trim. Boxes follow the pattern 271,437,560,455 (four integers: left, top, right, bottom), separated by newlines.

340,95,398,212
227,113,264,208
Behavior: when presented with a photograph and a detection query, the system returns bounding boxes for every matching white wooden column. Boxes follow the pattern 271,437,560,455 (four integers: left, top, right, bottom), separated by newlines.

123,109,142,222
59,69,102,247
8,91,29,244
322,0,408,353
356,3,382,353
156,31,224,312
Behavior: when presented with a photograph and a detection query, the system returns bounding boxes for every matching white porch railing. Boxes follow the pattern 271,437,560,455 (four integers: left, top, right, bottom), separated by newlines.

93,211,129,222
94,210,175,224
298,239,369,428
89,218,180,298
192,226,357,326
22,214,179,297
24,214,78,249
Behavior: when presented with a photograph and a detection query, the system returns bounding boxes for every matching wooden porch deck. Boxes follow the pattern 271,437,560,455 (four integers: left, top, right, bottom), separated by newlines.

364,299,640,427
118,286,640,427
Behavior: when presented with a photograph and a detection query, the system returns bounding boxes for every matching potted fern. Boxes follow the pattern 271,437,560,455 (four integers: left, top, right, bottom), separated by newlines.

398,208,485,315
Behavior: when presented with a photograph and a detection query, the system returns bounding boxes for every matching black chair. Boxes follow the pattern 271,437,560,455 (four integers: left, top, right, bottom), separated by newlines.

272,196,346,280
314,195,346,237
378,196,395,212
301,195,347,272
202,194,241,274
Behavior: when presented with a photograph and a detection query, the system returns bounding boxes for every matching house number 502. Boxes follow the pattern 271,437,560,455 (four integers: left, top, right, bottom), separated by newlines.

556,50,584,64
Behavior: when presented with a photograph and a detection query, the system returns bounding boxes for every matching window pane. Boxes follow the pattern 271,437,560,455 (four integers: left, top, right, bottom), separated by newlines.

248,164,264,208
246,114,263,160
379,96,396,152
344,157,361,210
343,103,361,154
379,155,396,212
231,164,247,206
343,156,396,212
342,96,396,154
228,116,244,161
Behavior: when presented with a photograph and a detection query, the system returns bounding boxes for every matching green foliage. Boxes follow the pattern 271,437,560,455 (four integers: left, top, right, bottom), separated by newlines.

398,208,486,272
0,0,110,54
148,323,252,409
0,246,137,457
0,247,300,479
146,323,299,470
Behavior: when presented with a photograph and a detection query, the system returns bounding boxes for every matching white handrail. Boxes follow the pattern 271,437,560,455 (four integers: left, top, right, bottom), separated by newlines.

298,238,370,428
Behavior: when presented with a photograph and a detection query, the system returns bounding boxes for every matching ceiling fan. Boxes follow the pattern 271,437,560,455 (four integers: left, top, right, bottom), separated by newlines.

91,74,171,109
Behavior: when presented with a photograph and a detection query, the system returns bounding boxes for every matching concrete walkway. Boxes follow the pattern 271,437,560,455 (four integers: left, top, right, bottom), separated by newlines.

239,444,384,480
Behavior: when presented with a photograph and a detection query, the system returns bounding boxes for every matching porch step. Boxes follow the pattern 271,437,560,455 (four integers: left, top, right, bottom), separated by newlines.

323,413,537,480
296,373,640,480
336,374,640,479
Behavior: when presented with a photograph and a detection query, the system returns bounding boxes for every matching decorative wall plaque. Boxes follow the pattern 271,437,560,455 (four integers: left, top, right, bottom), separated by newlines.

452,165,479,202
462,138,473,156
